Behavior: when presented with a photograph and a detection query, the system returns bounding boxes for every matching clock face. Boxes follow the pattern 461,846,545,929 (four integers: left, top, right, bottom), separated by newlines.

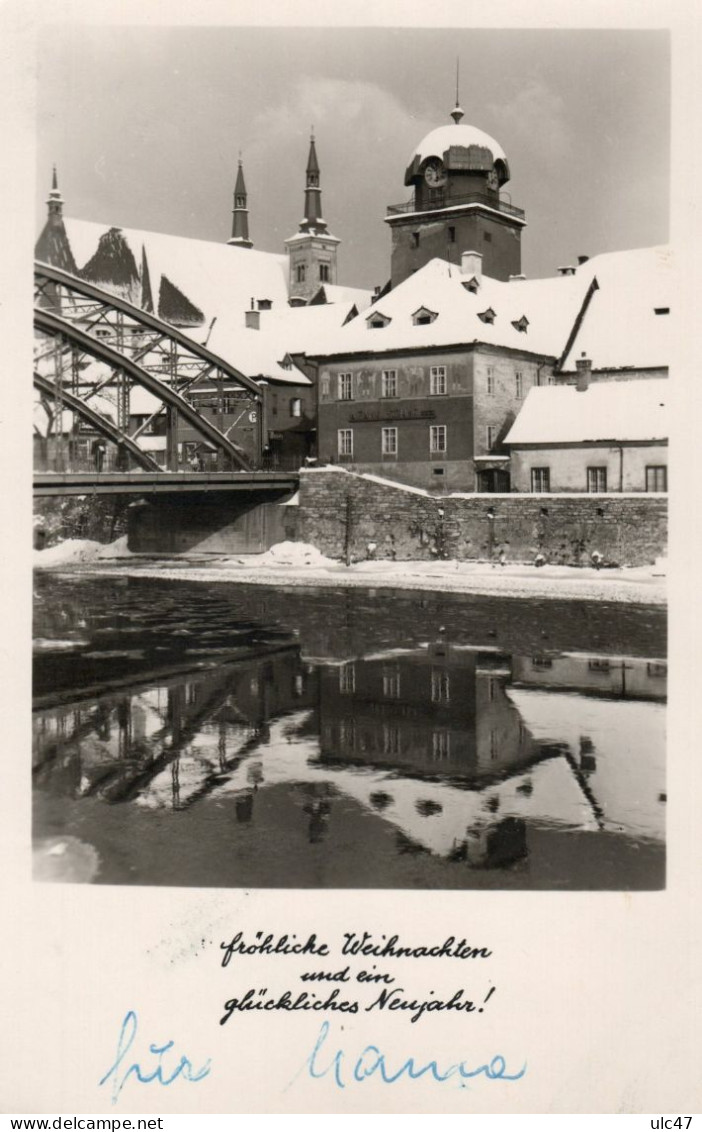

424,159,447,187
487,168,499,191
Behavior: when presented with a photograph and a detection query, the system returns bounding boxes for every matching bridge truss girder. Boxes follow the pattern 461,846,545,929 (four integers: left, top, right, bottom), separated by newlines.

34,262,262,473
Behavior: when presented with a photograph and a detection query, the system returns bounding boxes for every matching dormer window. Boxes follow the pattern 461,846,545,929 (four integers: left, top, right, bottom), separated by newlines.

478,308,496,324
511,315,529,333
257,298,273,311
280,353,293,371
412,306,438,326
462,277,480,294
367,311,391,329
654,307,669,315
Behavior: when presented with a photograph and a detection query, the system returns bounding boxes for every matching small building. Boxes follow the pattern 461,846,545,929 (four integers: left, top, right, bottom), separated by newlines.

504,376,668,493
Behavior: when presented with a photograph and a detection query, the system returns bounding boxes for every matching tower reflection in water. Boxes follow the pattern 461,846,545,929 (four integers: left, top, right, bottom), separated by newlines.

33,637,666,885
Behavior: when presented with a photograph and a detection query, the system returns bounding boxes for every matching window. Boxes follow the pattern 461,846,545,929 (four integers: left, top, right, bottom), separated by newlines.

94,327,111,339
531,467,550,493
430,425,447,454
382,668,401,698
413,307,438,326
647,662,667,678
531,656,552,669
646,465,667,492
367,312,391,329
319,263,330,282
486,425,497,450
486,367,495,395
338,429,353,458
412,232,420,248
381,427,398,456
430,366,447,395
448,226,456,244
478,308,496,324
432,730,450,759
431,669,450,703
483,232,492,243
515,371,523,399
512,315,529,333
383,725,401,755
320,374,330,398
338,372,353,400
381,370,397,398
587,467,607,493
462,277,480,294
588,659,611,673
290,398,301,418
490,729,498,760
654,307,669,315
296,264,306,283
339,664,355,694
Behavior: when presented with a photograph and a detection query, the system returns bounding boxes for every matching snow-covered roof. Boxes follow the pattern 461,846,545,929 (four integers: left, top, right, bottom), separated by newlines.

504,379,668,446
307,257,590,360
60,217,311,384
560,246,672,371
411,123,507,168
64,217,289,314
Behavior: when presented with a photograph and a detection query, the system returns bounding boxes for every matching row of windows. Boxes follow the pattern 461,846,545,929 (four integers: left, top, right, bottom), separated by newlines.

295,263,331,284
332,366,537,401
530,466,668,492
336,366,447,400
336,424,503,457
338,425,447,457
339,664,452,702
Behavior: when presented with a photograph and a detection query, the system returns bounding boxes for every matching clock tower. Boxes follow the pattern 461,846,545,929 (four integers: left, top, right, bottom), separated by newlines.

285,134,340,305
385,103,526,285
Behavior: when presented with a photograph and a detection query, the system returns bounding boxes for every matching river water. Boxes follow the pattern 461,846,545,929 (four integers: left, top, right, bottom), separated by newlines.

33,573,666,889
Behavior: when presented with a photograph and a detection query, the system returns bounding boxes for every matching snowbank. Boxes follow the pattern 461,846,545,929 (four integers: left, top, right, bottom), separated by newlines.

34,535,132,567
223,540,338,569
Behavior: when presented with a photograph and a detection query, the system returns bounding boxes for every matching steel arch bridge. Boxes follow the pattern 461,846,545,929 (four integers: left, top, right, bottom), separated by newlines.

34,262,263,476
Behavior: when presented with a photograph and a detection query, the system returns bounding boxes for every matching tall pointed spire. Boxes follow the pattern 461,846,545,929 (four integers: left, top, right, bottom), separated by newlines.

300,132,327,234
450,58,464,125
228,157,253,248
47,165,64,221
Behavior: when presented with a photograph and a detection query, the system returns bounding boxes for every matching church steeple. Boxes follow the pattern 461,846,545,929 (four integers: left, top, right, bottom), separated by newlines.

300,133,327,234
285,134,340,304
47,165,64,223
35,166,77,275
228,158,253,248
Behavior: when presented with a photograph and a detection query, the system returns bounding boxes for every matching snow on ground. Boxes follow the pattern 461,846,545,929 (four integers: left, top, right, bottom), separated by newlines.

60,540,666,605
34,535,132,567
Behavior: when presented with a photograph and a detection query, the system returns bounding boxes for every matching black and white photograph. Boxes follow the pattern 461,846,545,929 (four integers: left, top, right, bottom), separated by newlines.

31,21,669,892
3,1,700,1119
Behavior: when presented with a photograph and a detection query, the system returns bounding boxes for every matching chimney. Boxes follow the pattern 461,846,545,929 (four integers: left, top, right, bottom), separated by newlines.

509,274,526,282
461,250,483,279
577,255,590,265
245,309,260,330
575,351,592,392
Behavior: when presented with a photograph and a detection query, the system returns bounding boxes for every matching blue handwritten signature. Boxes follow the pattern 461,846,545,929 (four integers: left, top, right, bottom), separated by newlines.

99,1010,211,1105
294,1020,527,1090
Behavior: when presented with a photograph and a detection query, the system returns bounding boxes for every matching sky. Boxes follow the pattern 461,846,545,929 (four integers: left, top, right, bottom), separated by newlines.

35,25,670,289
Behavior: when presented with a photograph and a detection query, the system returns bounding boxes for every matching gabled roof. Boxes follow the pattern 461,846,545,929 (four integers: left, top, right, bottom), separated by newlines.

559,246,671,371
504,379,668,446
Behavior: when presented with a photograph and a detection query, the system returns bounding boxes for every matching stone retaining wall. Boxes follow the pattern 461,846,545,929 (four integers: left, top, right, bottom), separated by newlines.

298,468,668,567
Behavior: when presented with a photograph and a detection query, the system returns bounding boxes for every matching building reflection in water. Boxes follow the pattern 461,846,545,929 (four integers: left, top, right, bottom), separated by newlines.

33,634,666,883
